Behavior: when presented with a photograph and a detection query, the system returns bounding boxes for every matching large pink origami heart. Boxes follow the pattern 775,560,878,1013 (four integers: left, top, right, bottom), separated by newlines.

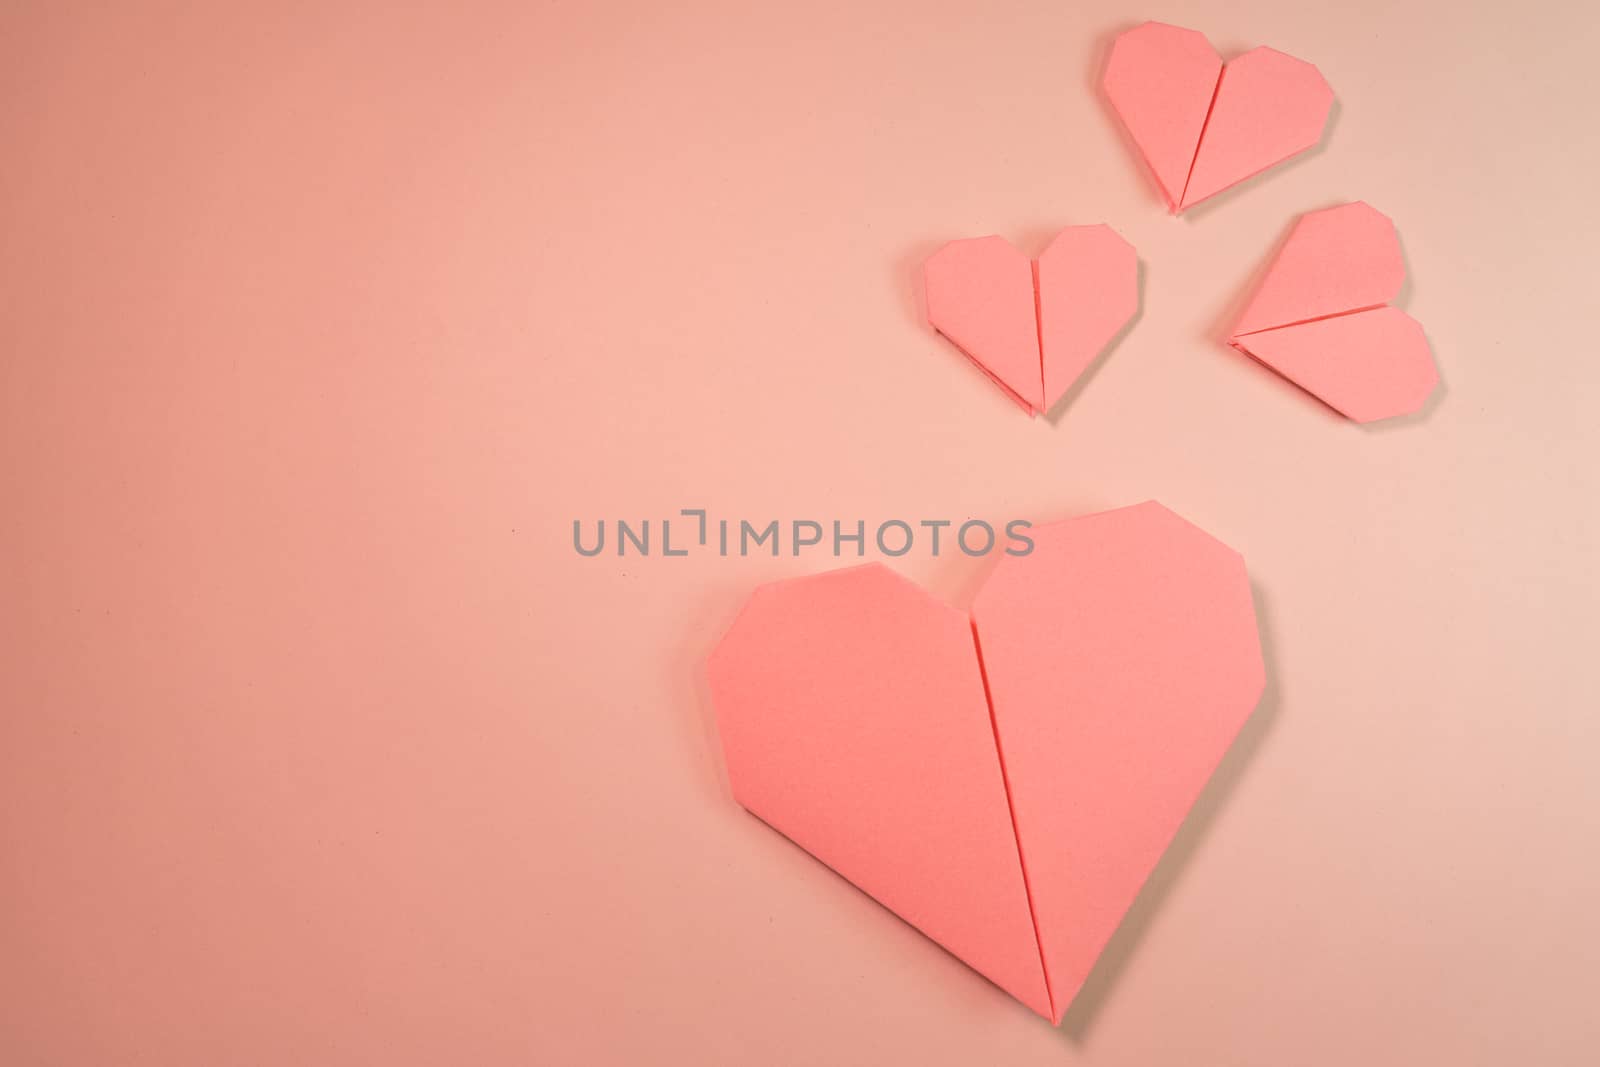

1103,22,1333,213
1229,202,1438,423
706,502,1265,1022
923,226,1138,415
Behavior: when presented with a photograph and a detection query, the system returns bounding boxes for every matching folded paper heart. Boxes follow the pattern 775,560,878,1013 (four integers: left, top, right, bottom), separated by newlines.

1103,22,1333,213
707,502,1265,1022
1230,202,1438,423
923,226,1138,414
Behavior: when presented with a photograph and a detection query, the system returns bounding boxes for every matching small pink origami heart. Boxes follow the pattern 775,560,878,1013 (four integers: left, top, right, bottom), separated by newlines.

707,502,1265,1022
1230,202,1438,423
922,226,1138,415
1103,22,1333,213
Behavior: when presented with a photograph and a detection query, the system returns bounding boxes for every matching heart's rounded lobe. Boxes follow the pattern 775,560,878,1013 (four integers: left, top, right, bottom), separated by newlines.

971,502,1265,1021
924,236,1045,413
1232,201,1406,337
1232,306,1437,423
707,564,1052,1018
1180,47,1333,211
1102,22,1223,212
1036,225,1139,411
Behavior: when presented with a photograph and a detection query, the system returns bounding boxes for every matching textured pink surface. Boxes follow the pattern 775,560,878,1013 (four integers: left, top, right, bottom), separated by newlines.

973,503,1265,1020
925,236,1045,411
706,566,1050,1017
1181,47,1334,210
4,3,1599,1065
1102,23,1332,213
925,226,1137,413
708,503,1259,1024
1233,202,1406,335
1234,308,1439,423
1230,203,1436,422
1036,225,1140,409
1102,22,1222,211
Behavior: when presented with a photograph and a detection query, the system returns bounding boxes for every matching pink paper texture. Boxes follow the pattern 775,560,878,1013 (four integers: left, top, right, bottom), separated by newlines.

708,503,1263,1022
8,7,1599,1062
1036,225,1139,410
1102,23,1332,213
1233,202,1406,336
925,228,1137,415
924,236,1044,412
1180,47,1333,210
971,502,1265,1019
1229,203,1438,423
1233,307,1438,423
1102,22,1221,212
706,565,1051,1017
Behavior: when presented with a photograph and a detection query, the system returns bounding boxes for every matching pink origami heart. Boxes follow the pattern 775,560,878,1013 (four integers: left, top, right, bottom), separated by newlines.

1230,202,1438,423
707,502,1265,1022
1103,22,1333,213
923,226,1138,415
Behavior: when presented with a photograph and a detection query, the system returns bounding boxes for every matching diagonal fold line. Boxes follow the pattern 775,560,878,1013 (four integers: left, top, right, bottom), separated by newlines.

1230,302,1392,340
1178,68,1226,210
1031,259,1046,412
970,619,1056,1020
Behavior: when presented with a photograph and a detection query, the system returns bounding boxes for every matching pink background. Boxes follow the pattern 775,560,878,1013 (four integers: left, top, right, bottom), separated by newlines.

3,2,1597,1063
